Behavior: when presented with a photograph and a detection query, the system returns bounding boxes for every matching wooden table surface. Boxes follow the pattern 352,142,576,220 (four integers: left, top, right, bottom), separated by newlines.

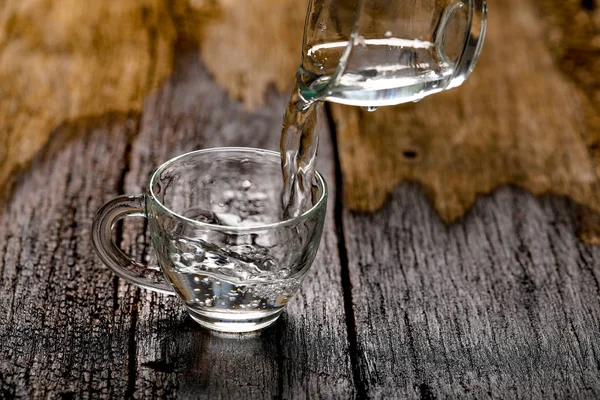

2,52,600,399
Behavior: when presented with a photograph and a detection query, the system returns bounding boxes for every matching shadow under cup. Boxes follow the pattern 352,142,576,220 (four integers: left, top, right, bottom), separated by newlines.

145,148,327,332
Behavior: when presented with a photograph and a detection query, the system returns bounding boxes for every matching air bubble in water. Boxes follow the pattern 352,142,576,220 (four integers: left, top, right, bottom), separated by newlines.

204,299,213,307
385,31,393,37
363,106,378,112
278,268,291,278
242,180,252,190
262,259,276,271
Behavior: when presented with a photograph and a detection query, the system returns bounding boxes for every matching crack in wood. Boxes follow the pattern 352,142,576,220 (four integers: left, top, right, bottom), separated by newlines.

327,104,369,400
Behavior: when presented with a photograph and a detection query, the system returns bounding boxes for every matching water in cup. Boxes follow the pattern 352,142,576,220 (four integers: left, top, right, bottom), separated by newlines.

164,237,305,324
148,168,323,331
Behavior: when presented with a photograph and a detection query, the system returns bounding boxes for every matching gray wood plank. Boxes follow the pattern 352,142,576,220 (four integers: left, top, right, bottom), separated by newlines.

342,183,600,399
0,50,353,398
0,116,138,398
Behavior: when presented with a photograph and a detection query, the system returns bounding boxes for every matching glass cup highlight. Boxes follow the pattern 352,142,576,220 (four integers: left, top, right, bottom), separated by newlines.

92,148,327,333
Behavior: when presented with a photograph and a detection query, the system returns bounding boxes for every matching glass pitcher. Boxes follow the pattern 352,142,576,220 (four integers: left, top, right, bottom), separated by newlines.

297,0,487,107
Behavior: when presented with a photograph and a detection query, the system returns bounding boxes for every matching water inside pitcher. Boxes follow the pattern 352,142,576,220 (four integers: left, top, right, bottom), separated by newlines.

297,0,487,107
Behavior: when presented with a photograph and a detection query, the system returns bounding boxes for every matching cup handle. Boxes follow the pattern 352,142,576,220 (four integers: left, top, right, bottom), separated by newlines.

91,194,176,295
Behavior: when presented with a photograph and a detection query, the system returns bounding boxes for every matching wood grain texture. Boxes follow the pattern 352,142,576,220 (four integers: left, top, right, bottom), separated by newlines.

0,116,137,398
198,0,306,107
0,53,353,398
342,183,600,398
0,0,182,200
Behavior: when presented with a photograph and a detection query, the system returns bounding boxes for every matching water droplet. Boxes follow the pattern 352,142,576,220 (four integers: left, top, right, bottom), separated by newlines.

242,180,252,190
318,21,327,31
363,106,378,112
385,31,393,37
193,276,200,283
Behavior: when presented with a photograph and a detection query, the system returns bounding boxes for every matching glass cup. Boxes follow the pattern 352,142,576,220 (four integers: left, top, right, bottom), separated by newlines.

298,0,487,106
91,148,328,333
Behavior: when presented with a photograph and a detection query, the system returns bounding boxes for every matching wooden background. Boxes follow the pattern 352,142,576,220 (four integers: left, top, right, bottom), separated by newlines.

2,0,600,240
1,0,600,398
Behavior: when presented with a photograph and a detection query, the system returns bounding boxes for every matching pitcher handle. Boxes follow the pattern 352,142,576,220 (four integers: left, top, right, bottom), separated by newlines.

435,0,487,89
91,194,175,295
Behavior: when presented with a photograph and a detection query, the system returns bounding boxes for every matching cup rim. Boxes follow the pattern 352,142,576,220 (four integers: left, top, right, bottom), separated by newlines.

146,147,328,231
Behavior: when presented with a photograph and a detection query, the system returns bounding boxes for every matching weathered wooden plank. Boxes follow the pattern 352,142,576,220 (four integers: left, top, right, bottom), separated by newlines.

0,115,138,398
343,184,600,398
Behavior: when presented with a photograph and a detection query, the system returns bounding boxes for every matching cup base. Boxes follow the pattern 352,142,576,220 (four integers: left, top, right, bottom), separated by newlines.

187,307,283,333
